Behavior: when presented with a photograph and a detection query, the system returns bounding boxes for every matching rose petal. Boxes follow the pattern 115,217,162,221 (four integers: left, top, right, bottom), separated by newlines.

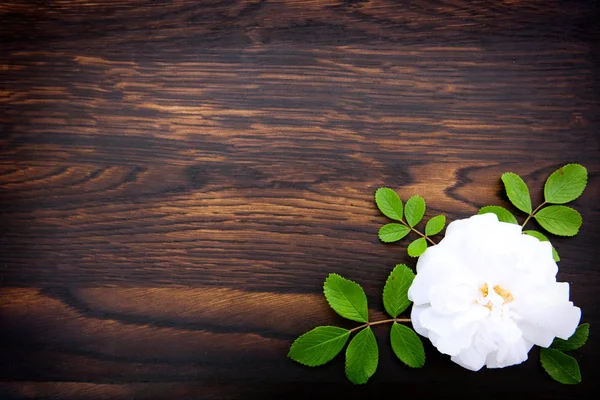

516,320,556,348
486,338,532,369
451,345,487,372
419,308,478,356
520,303,581,342
410,304,429,338
429,283,478,315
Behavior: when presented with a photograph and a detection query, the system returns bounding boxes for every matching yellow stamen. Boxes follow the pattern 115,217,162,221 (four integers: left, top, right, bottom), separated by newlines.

493,285,514,304
480,283,489,297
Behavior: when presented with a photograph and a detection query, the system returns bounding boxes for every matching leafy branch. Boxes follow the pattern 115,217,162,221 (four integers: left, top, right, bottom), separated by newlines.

288,265,425,384
478,164,587,262
375,188,445,257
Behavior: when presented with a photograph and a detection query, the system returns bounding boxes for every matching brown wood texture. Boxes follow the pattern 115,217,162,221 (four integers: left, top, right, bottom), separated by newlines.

1,0,599,399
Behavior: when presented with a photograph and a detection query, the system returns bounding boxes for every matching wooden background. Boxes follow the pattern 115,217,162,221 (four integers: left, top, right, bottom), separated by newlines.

1,0,599,398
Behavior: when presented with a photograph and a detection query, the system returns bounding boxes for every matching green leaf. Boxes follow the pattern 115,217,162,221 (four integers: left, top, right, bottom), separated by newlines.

540,348,581,385
375,188,403,221
523,229,550,241
478,205,518,224
534,205,582,237
404,196,426,227
345,327,378,384
544,164,588,204
501,172,532,214
390,323,425,368
425,215,446,236
552,247,561,262
407,237,427,257
551,323,590,352
378,223,410,243
382,264,415,318
323,274,369,323
523,230,560,262
288,326,350,367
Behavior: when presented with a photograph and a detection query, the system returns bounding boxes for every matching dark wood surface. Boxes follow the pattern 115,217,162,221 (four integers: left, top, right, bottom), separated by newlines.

1,1,599,399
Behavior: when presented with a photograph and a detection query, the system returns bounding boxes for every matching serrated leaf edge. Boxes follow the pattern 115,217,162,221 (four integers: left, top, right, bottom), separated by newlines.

544,163,588,204
390,323,426,368
407,237,427,257
404,195,426,227
534,205,582,237
345,327,378,385
501,172,532,214
382,264,415,318
287,326,350,367
378,223,410,243
323,273,369,323
550,323,590,352
540,348,581,385
425,215,446,236
375,187,403,221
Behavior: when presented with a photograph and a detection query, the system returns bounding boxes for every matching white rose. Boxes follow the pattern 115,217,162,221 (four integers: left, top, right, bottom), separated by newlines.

408,213,581,371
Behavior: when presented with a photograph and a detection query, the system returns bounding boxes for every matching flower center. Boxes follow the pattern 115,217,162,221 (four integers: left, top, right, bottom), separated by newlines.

478,283,514,312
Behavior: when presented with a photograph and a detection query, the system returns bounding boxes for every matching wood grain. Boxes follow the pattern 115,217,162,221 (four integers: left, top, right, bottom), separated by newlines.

1,0,599,398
